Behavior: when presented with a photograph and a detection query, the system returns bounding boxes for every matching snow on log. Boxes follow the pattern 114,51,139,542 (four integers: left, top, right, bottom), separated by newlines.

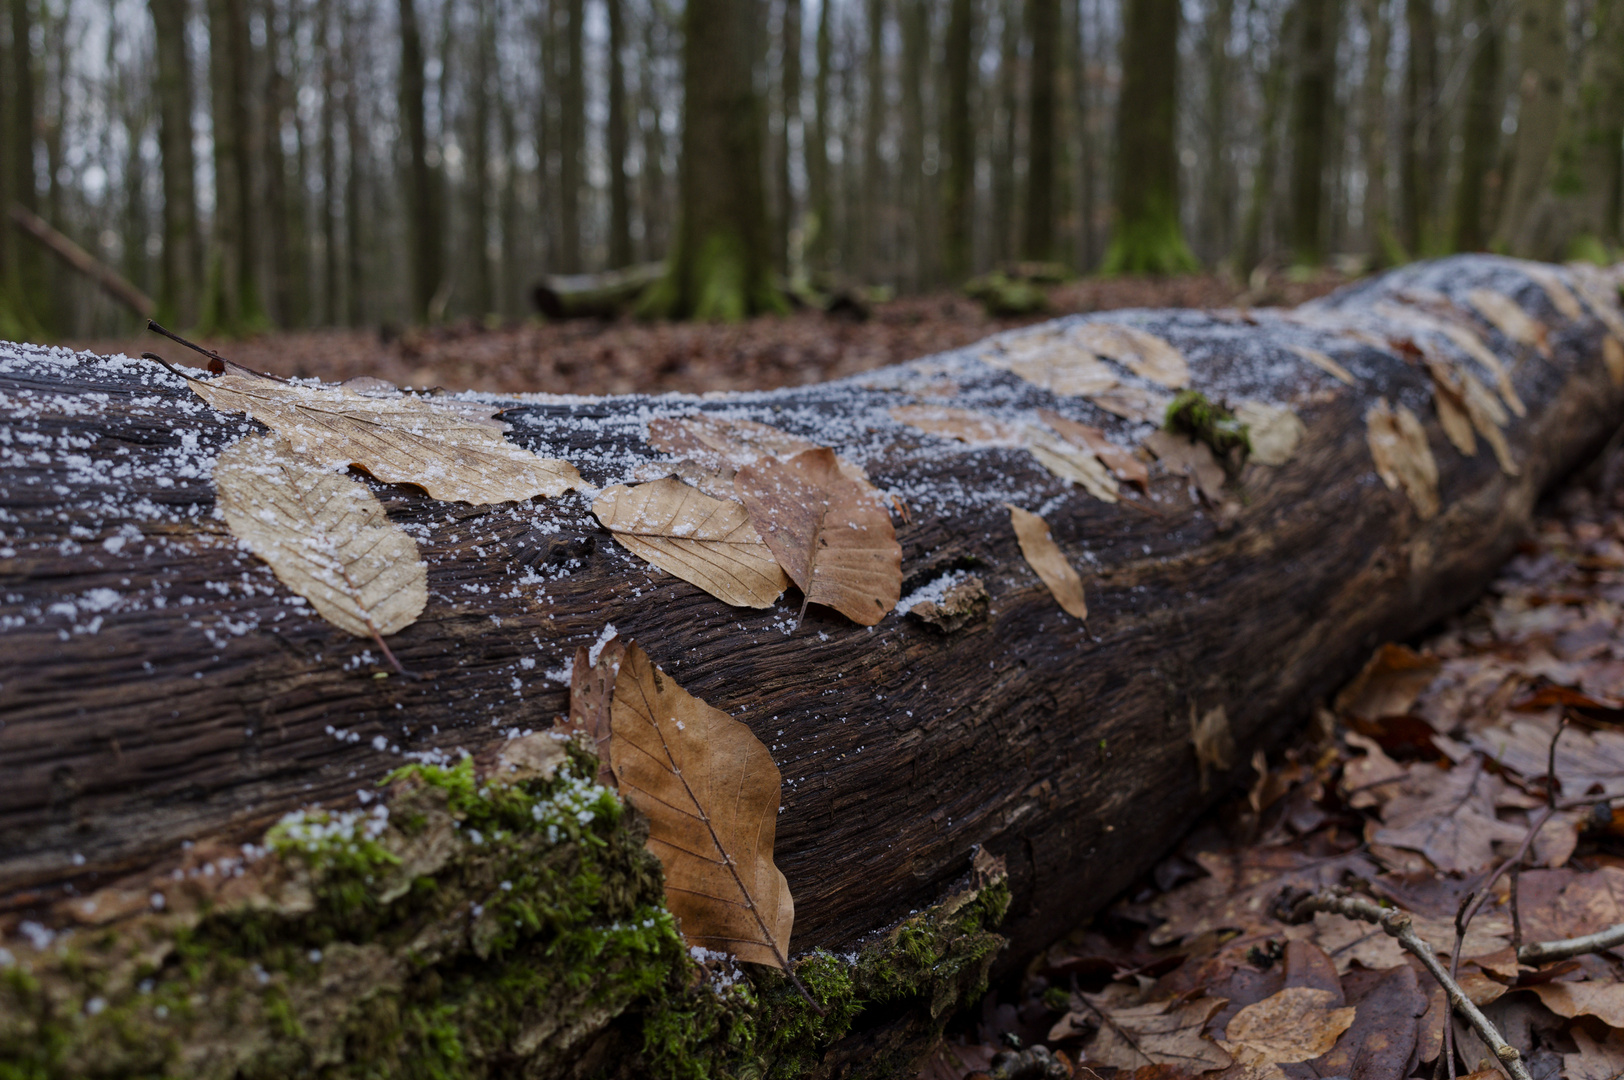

1,255,1622,1077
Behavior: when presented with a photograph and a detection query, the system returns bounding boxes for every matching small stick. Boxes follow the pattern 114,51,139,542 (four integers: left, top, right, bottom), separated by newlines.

1519,922,1624,965
147,319,228,373
370,629,423,681
1291,892,1532,1080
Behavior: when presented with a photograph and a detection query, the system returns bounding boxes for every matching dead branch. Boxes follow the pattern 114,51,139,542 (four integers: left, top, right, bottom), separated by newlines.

8,203,154,318
1518,923,1624,965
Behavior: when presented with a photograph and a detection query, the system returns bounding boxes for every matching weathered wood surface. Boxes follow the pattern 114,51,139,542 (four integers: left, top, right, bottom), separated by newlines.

1,254,1621,986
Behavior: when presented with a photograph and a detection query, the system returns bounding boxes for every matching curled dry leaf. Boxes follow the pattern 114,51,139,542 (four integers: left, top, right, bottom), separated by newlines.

1467,288,1550,357
593,478,788,608
1531,981,1624,1029
1008,505,1088,619
1071,322,1192,389
1523,264,1585,321
648,413,871,489
214,434,427,641
889,404,1023,446
1093,384,1172,424
558,635,627,787
1191,705,1236,793
1334,643,1440,722
607,641,793,968
1285,343,1356,385
736,447,902,626
1142,430,1229,508
1038,409,1149,488
1365,399,1439,520
1219,987,1357,1067
1063,992,1232,1073
984,328,1121,396
1233,401,1305,467
1025,429,1120,503
189,370,582,505
1427,359,1518,476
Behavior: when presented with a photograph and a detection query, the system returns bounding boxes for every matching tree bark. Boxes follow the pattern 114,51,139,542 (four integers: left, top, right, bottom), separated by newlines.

808,0,833,269
1289,0,1334,266
203,0,267,335
318,0,340,327
862,0,887,282
2,256,1622,1077
559,0,585,273
1022,0,1059,262
468,0,496,317
1359,0,1395,266
1200,0,1235,266
1104,0,1198,273
606,0,633,271
149,0,200,329
1399,0,1437,257
1451,0,1499,253
7,0,47,334
398,0,442,323
1492,0,1566,256
942,0,975,283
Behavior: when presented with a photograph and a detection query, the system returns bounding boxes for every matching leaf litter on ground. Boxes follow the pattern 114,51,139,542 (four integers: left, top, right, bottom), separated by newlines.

921,443,1624,1080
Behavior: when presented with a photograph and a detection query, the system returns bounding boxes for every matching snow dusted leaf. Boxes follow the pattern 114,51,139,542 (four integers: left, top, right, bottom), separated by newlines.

1523,264,1585,321
1233,401,1305,467
1365,399,1439,520
647,413,873,489
1071,322,1192,389
1093,384,1173,423
889,404,1024,446
1143,429,1228,507
1025,429,1120,503
736,448,902,626
189,370,583,505
1286,343,1356,386
1008,505,1088,619
608,641,793,968
1467,288,1550,357
1066,992,1232,1073
1038,408,1149,487
1219,987,1356,1066
983,327,1121,396
1427,359,1517,475
593,478,788,608
213,434,426,640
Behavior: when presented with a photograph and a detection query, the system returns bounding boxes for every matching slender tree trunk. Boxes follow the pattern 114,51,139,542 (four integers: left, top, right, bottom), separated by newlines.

993,2,1019,265
9,0,48,332
1288,0,1333,265
899,0,926,288
1105,0,1198,272
1451,0,1499,252
1239,3,1291,271
941,0,974,283
863,0,887,281
0,0,16,338
262,0,297,328
1201,0,1234,265
1491,0,1567,256
774,0,802,275
203,0,265,335
398,0,442,322
1534,0,1624,257
1023,0,1059,261
470,0,495,314
498,62,522,318
342,3,365,326
149,0,199,328
809,0,833,267
559,0,585,272
606,0,633,269
318,0,339,326
1358,0,1395,265
1077,0,1098,270
639,9,670,260
1399,0,1436,255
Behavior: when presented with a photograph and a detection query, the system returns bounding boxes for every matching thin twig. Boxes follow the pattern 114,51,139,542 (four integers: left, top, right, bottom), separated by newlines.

147,319,228,370
1519,922,1624,965
1290,892,1533,1080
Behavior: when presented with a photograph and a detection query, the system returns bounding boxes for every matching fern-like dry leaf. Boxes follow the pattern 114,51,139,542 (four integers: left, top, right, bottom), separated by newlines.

1008,505,1088,619
214,435,427,639
1366,399,1439,519
189,371,582,504
593,478,788,608
736,447,902,626
608,641,793,968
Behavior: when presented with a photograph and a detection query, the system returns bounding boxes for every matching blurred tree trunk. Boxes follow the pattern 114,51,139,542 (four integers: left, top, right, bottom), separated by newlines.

808,0,832,266
1538,0,1624,257
640,0,783,318
1240,3,1291,271
0,2,16,338
1289,0,1334,265
342,1,365,326
1492,0,1566,255
639,9,670,260
203,0,267,334
149,0,199,328
8,0,48,334
942,0,973,282
775,0,802,276
263,0,298,328
900,0,926,288
1105,0,1197,272
1023,0,1058,261
1201,0,1234,265
1076,0,1098,270
398,0,442,323
1399,0,1436,256
470,0,496,314
499,64,522,318
993,2,1019,264
318,0,339,326
1451,0,1498,252
1359,0,1395,265
607,0,632,269
863,0,886,281
560,0,585,272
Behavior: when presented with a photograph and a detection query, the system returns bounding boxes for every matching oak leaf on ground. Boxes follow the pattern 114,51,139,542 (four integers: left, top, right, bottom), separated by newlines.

1218,987,1356,1066
1060,989,1231,1073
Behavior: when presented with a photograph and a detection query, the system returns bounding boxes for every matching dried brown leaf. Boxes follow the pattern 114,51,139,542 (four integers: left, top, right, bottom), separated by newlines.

1566,262,1624,339
1530,980,1624,1027
1564,1027,1624,1080
1373,763,1530,874
213,435,426,640
608,641,793,968
1523,265,1585,320
1467,717,1624,801
1008,505,1088,619
1285,343,1356,385
1310,965,1427,1079
1146,847,1378,946
1232,401,1305,467
1191,705,1235,793
1038,409,1150,487
1071,323,1192,389
1219,987,1356,1066
1072,993,1232,1073
985,327,1121,396
1143,430,1229,507
560,636,627,786
190,372,582,504
890,404,1023,446
1467,288,1550,357
1340,732,1408,811
593,478,788,608
1335,644,1441,722
1606,337,1624,388
1026,429,1120,503
1093,385,1173,423
647,413,820,469
1365,399,1439,520
736,447,902,625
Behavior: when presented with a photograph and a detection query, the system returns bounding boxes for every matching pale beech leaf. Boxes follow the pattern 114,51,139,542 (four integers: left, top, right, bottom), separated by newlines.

1070,322,1192,388
1285,343,1355,385
189,371,582,504
1467,288,1550,357
1523,264,1584,320
1007,505,1087,619
1091,384,1172,423
983,327,1120,396
1037,408,1149,487
1024,428,1119,503
608,641,793,968
213,435,426,640
736,448,902,626
1191,705,1235,793
1233,401,1305,466
1365,399,1439,520
593,478,788,608
889,404,1024,446
646,413,872,488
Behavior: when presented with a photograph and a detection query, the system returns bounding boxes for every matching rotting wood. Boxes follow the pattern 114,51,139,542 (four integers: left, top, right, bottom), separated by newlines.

2,255,1623,1077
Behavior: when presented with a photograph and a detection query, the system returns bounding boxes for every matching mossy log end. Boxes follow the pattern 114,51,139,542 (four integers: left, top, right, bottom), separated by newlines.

1,256,1622,1076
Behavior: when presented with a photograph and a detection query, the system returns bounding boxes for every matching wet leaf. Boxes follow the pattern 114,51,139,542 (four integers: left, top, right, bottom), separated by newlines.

1191,705,1235,794
213,435,426,640
593,478,788,608
190,371,583,504
1365,399,1439,520
1311,965,1426,1080
1218,987,1356,1066
1071,323,1192,389
736,447,902,625
1466,288,1550,358
890,404,1023,446
1147,848,1377,947
1285,343,1355,385
1335,644,1441,722
1232,401,1305,467
1066,992,1232,1073
1008,505,1088,619
608,641,793,967
1530,980,1624,1028
1372,762,1530,874
1564,1027,1624,1080
1467,717,1624,801
1039,409,1150,488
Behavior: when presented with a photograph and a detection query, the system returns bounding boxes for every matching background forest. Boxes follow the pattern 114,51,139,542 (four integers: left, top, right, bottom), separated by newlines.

0,0,1619,341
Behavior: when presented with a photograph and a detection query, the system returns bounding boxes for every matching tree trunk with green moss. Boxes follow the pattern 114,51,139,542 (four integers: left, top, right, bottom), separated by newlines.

4,257,1624,1076
641,0,784,321
1104,0,1198,274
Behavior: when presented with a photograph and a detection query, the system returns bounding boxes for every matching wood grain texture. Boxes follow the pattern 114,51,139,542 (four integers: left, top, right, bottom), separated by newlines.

1,255,1621,984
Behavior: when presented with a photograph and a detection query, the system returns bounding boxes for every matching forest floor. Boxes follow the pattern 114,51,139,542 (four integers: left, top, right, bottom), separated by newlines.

76,269,1347,397
922,446,1624,1080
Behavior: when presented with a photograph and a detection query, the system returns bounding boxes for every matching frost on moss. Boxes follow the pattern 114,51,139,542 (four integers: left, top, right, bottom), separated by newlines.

0,748,1008,1080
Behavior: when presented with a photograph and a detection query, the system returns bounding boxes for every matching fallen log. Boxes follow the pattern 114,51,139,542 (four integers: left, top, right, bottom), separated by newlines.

531,261,666,319
1,255,1622,1078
